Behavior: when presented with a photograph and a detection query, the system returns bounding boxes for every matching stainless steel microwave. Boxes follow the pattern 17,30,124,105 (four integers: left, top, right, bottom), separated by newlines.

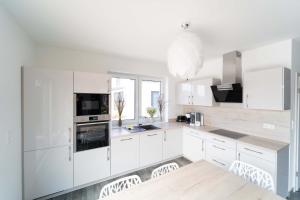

74,93,110,122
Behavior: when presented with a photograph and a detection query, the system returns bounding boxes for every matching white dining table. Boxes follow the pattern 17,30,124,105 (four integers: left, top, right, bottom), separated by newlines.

104,160,285,200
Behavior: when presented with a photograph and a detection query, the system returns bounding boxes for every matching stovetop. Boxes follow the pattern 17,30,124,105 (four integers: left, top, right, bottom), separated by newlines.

209,129,247,140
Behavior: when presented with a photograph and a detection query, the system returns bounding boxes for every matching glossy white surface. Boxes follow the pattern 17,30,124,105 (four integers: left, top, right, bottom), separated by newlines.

244,67,290,110
111,135,140,175
74,71,111,93
182,129,205,162
23,68,73,151
74,147,111,187
24,145,73,200
139,131,163,167
163,129,182,160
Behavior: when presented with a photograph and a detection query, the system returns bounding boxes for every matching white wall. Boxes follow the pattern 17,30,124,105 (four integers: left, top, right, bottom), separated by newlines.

0,6,35,200
33,46,180,119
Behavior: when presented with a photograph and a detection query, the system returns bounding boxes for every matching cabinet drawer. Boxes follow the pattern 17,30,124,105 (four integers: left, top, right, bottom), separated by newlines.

206,154,231,170
206,134,236,149
237,142,276,163
184,127,206,138
206,142,236,163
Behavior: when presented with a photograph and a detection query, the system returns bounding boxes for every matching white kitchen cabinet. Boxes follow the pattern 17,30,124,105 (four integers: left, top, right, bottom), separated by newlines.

139,131,163,167
176,78,219,106
163,129,182,160
24,145,73,200
74,71,111,93
182,128,205,162
237,141,289,197
74,147,111,187
23,68,73,151
244,67,290,110
111,135,140,175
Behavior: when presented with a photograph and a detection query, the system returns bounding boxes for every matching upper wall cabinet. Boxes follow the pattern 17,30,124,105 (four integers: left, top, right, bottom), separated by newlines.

244,67,291,110
74,72,111,93
176,78,219,106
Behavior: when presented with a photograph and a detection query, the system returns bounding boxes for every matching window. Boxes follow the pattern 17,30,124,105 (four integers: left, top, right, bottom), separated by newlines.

141,80,161,118
110,73,164,124
111,77,135,120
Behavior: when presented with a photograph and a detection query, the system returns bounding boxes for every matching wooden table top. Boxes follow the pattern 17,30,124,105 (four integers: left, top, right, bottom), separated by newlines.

105,161,284,200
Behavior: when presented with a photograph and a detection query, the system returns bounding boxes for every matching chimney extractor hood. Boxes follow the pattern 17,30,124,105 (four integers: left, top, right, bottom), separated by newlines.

211,51,243,103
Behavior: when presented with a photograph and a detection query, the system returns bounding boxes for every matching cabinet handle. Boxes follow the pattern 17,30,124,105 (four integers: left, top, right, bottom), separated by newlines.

147,133,158,137
202,140,204,151
213,145,226,151
238,152,241,160
188,96,190,104
120,138,133,141
68,127,72,143
212,159,226,166
191,96,194,104
107,79,111,93
164,131,167,141
68,146,72,161
213,138,225,143
244,147,263,155
246,94,249,108
107,148,110,161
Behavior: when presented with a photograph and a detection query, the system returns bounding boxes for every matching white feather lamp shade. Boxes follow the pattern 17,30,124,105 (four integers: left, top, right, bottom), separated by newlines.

167,31,204,79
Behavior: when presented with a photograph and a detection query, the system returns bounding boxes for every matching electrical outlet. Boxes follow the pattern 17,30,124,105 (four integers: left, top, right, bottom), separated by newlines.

263,123,275,130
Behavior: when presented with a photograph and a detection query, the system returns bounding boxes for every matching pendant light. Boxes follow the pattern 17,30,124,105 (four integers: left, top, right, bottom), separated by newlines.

167,23,204,79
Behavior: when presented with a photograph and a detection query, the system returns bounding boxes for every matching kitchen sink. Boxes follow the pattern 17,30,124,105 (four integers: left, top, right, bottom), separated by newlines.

125,124,160,133
138,124,160,130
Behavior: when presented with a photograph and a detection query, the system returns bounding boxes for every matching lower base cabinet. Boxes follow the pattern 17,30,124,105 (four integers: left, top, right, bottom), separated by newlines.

24,146,73,200
163,129,182,160
140,131,163,167
182,129,205,162
111,135,139,175
74,147,111,187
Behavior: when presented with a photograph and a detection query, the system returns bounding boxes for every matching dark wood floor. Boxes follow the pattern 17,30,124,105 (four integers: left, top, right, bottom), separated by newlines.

50,157,192,200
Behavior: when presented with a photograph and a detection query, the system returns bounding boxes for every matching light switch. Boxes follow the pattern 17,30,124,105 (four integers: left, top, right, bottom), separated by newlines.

263,123,275,130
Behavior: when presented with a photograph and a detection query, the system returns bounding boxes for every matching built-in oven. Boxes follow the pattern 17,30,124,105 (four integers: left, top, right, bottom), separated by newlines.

74,93,110,122
75,121,110,152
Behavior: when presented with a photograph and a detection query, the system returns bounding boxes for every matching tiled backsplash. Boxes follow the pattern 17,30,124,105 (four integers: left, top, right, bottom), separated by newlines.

183,105,290,143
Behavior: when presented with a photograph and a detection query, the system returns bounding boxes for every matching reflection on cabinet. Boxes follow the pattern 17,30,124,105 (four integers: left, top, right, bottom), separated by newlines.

244,67,290,110
182,128,205,162
24,146,73,200
23,68,73,151
237,141,289,197
74,147,111,186
74,71,111,93
111,135,140,175
176,78,219,106
163,129,182,160
139,131,163,167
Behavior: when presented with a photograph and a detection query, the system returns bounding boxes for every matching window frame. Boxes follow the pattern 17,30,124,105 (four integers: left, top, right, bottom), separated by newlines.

110,72,164,126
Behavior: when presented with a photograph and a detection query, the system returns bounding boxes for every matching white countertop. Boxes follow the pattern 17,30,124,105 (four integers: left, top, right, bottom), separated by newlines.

111,122,289,152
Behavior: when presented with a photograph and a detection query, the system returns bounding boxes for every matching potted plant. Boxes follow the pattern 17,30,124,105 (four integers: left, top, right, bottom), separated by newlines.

114,92,125,127
147,107,157,122
157,94,166,122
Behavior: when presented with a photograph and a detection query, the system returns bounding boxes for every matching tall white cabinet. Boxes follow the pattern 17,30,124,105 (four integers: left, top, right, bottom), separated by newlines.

244,67,290,110
23,68,74,200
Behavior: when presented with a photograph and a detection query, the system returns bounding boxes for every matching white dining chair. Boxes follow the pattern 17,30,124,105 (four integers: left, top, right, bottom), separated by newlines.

229,160,275,192
98,175,142,199
151,162,179,179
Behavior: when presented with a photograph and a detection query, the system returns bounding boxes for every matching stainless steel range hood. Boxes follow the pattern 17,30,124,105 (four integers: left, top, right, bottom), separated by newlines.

211,51,243,103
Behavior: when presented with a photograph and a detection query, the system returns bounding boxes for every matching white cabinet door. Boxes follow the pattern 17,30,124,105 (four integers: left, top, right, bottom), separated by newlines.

74,72,111,93
23,68,73,151
176,82,192,105
74,147,111,187
163,129,182,160
244,67,290,110
191,78,217,106
183,132,204,162
111,135,139,175
24,146,73,200
140,131,163,167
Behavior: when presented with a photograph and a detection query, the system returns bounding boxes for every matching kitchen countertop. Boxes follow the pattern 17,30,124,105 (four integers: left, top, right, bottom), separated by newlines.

111,122,289,152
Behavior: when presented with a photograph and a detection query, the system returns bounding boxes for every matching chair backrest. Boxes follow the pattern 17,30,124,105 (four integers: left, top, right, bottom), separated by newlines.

151,162,179,179
99,175,142,199
229,160,275,192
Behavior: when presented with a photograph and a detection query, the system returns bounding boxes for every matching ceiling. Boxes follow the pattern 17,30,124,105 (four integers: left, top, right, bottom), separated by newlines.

2,0,300,62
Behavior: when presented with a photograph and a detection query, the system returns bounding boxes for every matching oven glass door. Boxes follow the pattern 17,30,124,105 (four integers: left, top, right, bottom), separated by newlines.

76,122,109,152
76,93,109,116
